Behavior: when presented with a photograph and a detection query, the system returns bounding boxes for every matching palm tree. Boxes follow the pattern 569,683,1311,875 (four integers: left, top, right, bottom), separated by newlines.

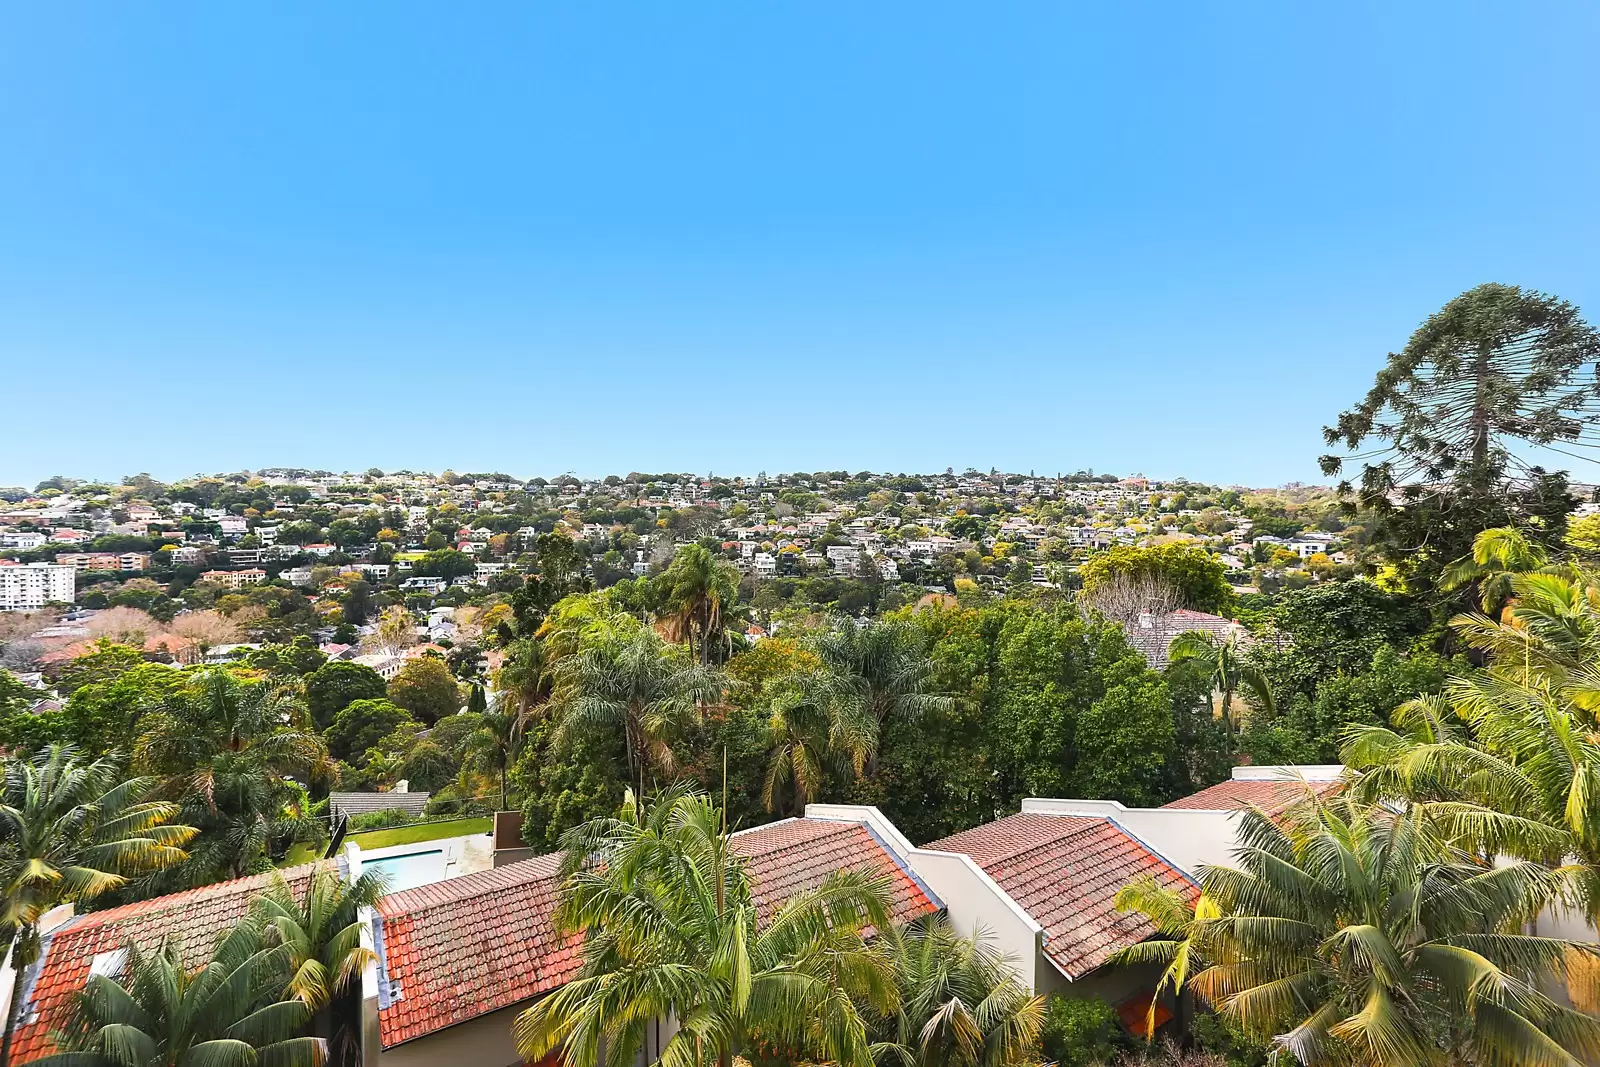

1165,629,1272,755
513,787,898,1067
34,920,325,1067
658,544,741,664
809,618,957,778
1344,564,1600,923
872,914,1044,1067
550,629,723,799
1439,525,1569,618
254,863,384,1067
0,745,196,1067
761,689,840,817
1113,795,1600,1067
461,707,519,811
135,669,329,882
494,636,556,739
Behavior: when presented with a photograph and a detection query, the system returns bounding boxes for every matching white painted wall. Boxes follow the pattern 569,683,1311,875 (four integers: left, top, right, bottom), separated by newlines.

1231,764,1343,782
802,803,1044,991
907,848,1041,991
1019,799,1237,876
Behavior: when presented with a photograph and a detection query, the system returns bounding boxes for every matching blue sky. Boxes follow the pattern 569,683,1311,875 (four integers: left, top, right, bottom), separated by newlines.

4,2,1600,488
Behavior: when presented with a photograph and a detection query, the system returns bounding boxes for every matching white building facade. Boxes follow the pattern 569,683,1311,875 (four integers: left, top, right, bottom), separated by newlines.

0,563,76,611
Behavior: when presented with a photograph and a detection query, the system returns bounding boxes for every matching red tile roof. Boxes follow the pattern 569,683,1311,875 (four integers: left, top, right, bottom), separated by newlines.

731,817,939,927
1162,777,1339,815
373,853,580,1049
13,863,324,1064
372,818,939,1048
925,814,1194,979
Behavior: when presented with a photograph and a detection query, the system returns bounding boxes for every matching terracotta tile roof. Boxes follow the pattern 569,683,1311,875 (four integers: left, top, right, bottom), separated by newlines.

13,862,324,1064
373,853,581,1049
925,814,1194,979
731,818,940,926
1163,777,1340,815
371,818,939,1048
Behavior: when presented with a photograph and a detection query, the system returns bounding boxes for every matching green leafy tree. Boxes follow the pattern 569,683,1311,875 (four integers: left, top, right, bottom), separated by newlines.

413,548,476,580
1321,283,1599,585
55,640,147,695
513,788,897,1067
809,617,958,780
509,532,592,635
326,697,416,762
1079,544,1233,615
35,921,324,1067
1344,562,1600,925
1038,996,1127,1067
1438,524,1568,618
0,745,196,1067
305,660,388,730
461,707,519,811
1114,796,1600,1067
387,656,463,725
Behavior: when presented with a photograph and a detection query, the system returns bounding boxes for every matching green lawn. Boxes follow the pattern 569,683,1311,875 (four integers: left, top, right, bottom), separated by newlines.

279,816,493,867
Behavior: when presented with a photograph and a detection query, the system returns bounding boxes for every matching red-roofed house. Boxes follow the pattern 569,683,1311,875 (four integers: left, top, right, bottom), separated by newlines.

1163,764,1343,816
6,863,325,1064
361,809,941,1067
920,809,1196,1005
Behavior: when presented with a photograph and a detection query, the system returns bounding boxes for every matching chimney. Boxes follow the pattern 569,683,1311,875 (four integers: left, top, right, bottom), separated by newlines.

1137,611,1154,630
395,779,409,793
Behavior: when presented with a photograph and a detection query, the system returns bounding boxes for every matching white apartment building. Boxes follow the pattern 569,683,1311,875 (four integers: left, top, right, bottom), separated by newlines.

280,567,315,587
0,531,47,549
0,563,76,611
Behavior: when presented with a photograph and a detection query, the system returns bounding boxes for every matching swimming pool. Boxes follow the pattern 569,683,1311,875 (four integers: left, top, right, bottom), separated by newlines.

363,848,448,892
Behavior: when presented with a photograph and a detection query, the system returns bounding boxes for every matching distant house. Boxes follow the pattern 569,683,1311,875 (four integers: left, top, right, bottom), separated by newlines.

353,651,405,680
198,568,267,590
1121,608,1246,669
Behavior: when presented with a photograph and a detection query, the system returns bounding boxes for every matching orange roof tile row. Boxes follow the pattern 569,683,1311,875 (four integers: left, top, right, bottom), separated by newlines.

925,814,1195,979
732,817,940,927
373,818,939,1049
1161,777,1340,815
373,853,580,1048
13,863,324,1063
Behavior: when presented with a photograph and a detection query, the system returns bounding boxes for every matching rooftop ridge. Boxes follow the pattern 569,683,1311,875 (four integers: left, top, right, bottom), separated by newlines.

58,860,329,932
729,816,856,857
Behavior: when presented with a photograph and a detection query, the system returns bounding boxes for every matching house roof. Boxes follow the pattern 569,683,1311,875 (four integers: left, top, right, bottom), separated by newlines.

371,816,939,1048
730,817,940,927
1122,609,1240,669
329,791,430,817
1163,776,1340,815
373,853,581,1049
12,862,325,1064
925,813,1194,979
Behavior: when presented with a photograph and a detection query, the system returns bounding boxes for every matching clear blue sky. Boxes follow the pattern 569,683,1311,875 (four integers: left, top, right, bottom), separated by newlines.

5,2,1600,488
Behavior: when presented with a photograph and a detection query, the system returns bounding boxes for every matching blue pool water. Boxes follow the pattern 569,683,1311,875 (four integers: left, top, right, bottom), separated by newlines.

364,849,448,892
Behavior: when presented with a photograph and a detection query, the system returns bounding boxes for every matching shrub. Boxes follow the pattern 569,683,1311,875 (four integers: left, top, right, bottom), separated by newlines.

349,807,414,831
1040,995,1128,1067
